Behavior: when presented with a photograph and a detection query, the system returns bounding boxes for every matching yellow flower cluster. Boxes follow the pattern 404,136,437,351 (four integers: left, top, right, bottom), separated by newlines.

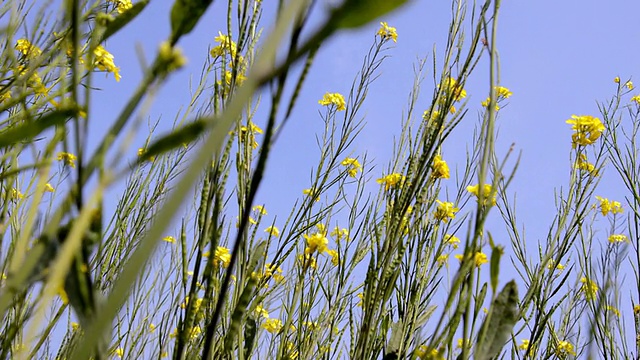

414,345,444,360
210,32,238,59
262,318,282,334
431,155,450,179
204,246,231,267
238,121,263,149
264,225,280,237
376,173,405,191
565,115,604,148
455,252,488,267
108,0,133,14
341,157,362,177
304,232,328,254
15,39,42,58
555,340,576,357
434,200,458,223
580,276,598,301
608,234,627,243
575,153,598,176
57,152,77,168
466,184,497,206
595,196,623,216
376,22,398,43
481,86,513,111
93,45,121,81
318,92,346,111
303,188,320,202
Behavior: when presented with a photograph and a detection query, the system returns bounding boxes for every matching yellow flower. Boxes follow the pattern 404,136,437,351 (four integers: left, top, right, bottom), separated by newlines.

444,234,460,249
434,201,458,223
376,173,405,191
580,276,598,301
432,155,450,179
566,115,604,147
93,45,121,81
341,157,362,177
495,86,513,98
158,41,187,73
608,234,627,243
71,322,80,331
262,318,282,334
625,81,634,90
0,90,10,103
455,252,488,267
376,22,398,42
149,323,156,332
518,339,530,351
210,31,238,59
108,0,133,13
304,233,328,254
214,246,231,267
326,249,339,266
331,227,349,241
481,97,500,111
575,153,598,176
57,152,77,168
114,348,124,357
606,305,620,317
631,95,640,105
467,184,496,206
415,345,444,360
303,188,320,202
318,92,346,111
439,77,467,101
595,196,623,216
15,39,41,58
44,183,55,192
238,121,263,149
556,340,576,357
356,292,364,307
436,254,448,266
264,263,284,283
547,260,565,271
252,205,267,215
264,226,280,237
298,253,317,269
614,76,620,83
163,236,176,243
11,188,23,200
255,304,269,318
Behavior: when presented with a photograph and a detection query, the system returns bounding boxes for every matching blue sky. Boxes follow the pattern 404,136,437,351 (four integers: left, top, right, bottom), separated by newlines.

80,0,640,352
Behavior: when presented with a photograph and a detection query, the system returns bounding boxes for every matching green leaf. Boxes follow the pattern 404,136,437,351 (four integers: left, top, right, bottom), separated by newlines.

490,243,503,294
170,0,214,45
243,317,257,358
100,1,149,42
140,120,206,162
332,0,410,29
0,109,74,149
474,280,519,360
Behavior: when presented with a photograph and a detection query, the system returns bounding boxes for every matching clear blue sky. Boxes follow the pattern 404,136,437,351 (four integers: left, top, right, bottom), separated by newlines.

84,0,640,352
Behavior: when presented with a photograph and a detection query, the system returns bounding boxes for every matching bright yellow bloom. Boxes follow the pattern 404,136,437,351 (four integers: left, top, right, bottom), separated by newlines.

331,227,349,241
114,348,124,357
606,305,620,317
467,184,496,206
255,304,269,318
108,0,133,13
595,196,623,216
547,260,565,271
210,31,238,59
57,152,77,168
376,22,398,42
11,188,23,200
439,77,467,101
43,183,55,192
326,249,339,266
356,292,364,307
481,97,500,111
631,95,640,105
262,318,282,334
15,39,41,58
304,232,328,254
434,200,458,223
444,234,460,249
252,205,267,215
341,157,362,177
432,155,450,179
566,115,604,147
614,76,620,83
376,173,405,190
214,246,231,267
318,92,346,111
93,45,121,81
0,90,10,103
316,223,327,235
149,323,156,332
414,345,444,360
576,153,598,176
580,277,598,301
556,340,576,356
455,252,488,267
264,263,284,283
495,86,513,98
625,81,634,90
436,254,448,266
608,234,627,243
303,188,320,202
264,226,280,237
162,236,176,243
518,339,530,351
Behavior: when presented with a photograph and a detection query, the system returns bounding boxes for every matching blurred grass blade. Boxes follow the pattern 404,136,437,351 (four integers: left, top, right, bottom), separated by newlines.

333,0,409,29
474,280,519,360
170,0,214,45
489,242,503,294
0,109,74,149
140,119,206,162
100,0,150,42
